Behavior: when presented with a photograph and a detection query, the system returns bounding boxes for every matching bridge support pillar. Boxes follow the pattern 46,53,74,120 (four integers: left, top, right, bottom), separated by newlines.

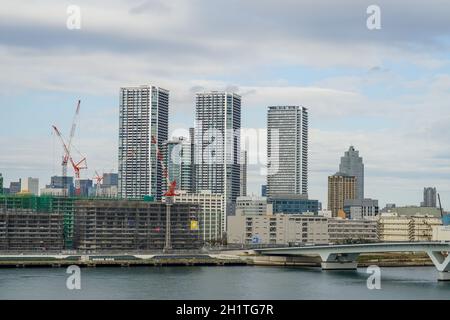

319,253,359,271
321,261,358,270
426,250,450,281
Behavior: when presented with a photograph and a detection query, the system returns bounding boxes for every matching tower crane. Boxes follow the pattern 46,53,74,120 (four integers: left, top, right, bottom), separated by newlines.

151,135,177,253
60,100,81,196
93,170,103,197
52,125,87,196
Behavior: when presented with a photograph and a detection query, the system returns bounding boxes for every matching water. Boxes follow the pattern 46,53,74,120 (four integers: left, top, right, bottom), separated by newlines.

0,266,449,299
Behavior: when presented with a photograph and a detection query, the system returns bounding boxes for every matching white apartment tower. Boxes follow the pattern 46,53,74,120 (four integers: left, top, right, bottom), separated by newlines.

194,91,241,230
118,85,169,199
267,106,308,197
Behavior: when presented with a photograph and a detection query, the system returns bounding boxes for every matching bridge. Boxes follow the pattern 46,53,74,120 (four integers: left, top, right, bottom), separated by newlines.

253,242,450,281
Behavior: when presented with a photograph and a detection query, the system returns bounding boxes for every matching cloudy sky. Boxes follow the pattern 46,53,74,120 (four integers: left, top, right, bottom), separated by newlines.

1,0,450,208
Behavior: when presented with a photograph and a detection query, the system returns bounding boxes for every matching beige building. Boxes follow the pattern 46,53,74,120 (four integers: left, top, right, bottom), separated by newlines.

432,225,450,241
328,173,356,217
235,196,273,216
173,191,224,243
378,213,442,242
227,213,329,245
328,218,378,244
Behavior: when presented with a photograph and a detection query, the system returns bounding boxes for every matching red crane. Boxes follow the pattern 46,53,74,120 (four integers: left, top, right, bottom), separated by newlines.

93,170,103,197
151,135,176,253
151,135,177,197
60,100,81,195
52,125,87,196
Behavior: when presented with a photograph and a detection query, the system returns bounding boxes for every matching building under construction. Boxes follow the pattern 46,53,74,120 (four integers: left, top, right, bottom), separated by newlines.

0,195,64,251
0,194,76,249
73,199,201,251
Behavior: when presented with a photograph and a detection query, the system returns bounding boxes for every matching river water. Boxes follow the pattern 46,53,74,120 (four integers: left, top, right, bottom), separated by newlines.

0,266,449,299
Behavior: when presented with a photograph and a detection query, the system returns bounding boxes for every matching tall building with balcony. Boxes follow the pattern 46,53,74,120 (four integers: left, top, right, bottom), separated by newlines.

194,91,241,228
118,85,169,200
267,106,308,197
339,146,364,200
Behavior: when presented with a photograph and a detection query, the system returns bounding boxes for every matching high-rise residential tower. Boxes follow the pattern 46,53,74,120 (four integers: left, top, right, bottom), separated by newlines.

194,91,241,230
339,146,364,200
240,150,247,197
118,85,169,200
267,106,308,197
421,187,437,207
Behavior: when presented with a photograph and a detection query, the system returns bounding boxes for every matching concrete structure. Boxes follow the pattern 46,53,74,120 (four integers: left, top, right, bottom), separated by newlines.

422,187,437,207
318,210,333,218
172,191,224,243
236,196,272,216
40,188,67,197
194,91,241,221
339,146,364,199
227,213,329,245
166,136,194,192
21,177,39,195
267,106,308,197
254,242,450,280
118,85,169,200
240,150,247,197
344,198,379,220
378,213,442,242
73,199,200,251
328,173,356,217
269,194,319,214
328,218,378,244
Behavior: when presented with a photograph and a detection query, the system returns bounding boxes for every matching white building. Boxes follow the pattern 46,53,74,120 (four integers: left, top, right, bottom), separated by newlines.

328,218,378,243
267,106,308,197
432,225,450,241
173,191,224,243
118,85,169,200
235,196,272,216
227,213,329,245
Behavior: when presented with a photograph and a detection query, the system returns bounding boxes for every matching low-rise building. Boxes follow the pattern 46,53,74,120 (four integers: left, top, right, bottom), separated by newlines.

378,213,442,242
328,218,378,244
432,225,450,241
227,213,329,245
172,191,224,244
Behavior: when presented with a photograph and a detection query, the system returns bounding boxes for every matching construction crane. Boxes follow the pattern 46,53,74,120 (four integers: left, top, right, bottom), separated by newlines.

93,170,103,197
52,125,87,196
438,193,444,219
59,100,81,196
151,135,177,253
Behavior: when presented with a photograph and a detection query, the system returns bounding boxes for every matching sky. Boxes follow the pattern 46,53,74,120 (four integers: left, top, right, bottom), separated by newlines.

0,0,450,209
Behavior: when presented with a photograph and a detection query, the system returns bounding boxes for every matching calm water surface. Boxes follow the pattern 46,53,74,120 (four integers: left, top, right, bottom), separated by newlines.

0,266,449,299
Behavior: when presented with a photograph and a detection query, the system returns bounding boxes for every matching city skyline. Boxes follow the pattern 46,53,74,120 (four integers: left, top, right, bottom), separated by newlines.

1,1,450,208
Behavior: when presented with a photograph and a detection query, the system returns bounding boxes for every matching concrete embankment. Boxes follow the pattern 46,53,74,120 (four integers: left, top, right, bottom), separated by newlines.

0,254,247,268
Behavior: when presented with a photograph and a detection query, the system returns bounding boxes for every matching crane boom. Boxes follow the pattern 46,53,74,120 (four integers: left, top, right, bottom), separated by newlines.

438,193,444,218
151,135,177,196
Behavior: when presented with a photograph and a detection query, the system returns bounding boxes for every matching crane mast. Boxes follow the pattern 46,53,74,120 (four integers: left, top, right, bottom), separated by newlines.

151,135,177,253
